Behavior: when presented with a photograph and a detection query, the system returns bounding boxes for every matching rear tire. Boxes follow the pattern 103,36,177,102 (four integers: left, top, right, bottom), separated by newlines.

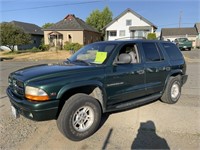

161,76,181,104
57,93,102,141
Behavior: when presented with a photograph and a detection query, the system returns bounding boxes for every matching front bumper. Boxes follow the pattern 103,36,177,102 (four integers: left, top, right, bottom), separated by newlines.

7,88,60,121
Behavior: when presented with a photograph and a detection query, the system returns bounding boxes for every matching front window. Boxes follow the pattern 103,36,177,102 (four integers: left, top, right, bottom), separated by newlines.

69,43,116,65
179,38,188,42
110,31,117,36
126,19,132,26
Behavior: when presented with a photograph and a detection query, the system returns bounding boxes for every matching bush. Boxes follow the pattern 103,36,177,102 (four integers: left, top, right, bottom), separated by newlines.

39,44,50,51
39,38,50,51
64,42,83,52
147,33,157,40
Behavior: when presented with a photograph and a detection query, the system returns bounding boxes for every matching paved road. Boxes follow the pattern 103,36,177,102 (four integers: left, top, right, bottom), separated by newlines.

0,51,199,150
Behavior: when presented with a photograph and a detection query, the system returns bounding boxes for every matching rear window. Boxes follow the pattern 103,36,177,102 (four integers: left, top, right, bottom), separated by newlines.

161,43,183,60
142,42,164,62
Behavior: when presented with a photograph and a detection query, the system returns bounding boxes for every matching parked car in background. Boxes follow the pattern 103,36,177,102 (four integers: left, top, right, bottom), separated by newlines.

174,38,192,51
0,46,11,51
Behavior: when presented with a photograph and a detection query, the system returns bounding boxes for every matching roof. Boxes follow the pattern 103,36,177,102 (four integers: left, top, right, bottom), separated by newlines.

93,39,171,45
161,27,198,36
44,14,99,33
194,23,200,33
103,8,157,30
11,21,43,35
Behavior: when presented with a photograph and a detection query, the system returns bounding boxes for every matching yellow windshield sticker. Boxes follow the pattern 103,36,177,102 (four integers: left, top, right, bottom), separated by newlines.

94,52,108,64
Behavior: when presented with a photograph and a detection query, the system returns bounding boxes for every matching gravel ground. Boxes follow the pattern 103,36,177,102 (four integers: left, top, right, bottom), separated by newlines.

0,49,199,150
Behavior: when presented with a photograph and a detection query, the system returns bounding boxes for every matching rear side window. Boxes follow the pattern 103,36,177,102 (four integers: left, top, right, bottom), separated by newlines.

161,43,183,60
142,42,164,62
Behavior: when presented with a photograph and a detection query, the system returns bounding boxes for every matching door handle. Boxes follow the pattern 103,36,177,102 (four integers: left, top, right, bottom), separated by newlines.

137,70,145,74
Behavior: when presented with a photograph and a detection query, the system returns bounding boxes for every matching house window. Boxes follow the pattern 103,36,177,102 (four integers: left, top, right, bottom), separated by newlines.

110,31,117,36
126,19,132,26
68,34,72,43
134,30,148,39
119,30,125,36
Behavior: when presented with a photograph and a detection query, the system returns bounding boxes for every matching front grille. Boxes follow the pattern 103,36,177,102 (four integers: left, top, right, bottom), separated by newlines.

9,77,25,97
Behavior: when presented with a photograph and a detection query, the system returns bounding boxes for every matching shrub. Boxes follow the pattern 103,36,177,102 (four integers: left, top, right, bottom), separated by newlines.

39,44,50,51
39,38,50,51
64,42,83,52
32,47,38,50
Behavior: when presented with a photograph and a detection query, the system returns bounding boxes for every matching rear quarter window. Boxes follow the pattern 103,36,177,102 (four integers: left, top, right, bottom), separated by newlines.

161,43,183,60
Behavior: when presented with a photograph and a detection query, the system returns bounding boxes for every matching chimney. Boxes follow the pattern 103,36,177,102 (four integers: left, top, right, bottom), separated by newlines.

64,14,75,21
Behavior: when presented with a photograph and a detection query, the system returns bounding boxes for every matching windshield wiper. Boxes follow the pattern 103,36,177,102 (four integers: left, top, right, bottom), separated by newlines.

63,58,71,64
74,59,91,65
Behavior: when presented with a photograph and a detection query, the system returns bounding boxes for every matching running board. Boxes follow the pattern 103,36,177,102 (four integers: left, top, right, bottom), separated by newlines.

106,93,161,112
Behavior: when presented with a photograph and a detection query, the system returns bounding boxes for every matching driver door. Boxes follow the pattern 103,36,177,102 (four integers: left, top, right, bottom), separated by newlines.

105,43,146,106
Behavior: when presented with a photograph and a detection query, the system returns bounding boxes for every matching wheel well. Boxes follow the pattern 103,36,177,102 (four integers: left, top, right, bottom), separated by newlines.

56,85,104,118
171,73,182,77
161,73,182,95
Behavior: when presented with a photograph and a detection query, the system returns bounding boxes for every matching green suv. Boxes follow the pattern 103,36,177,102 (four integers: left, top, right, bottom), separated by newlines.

7,40,188,141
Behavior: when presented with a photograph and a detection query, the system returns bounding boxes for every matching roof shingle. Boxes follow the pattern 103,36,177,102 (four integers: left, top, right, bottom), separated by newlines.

161,27,198,36
195,23,200,33
11,21,43,35
44,14,99,33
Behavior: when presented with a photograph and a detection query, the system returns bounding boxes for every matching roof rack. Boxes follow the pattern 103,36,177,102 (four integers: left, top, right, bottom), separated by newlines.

114,36,146,40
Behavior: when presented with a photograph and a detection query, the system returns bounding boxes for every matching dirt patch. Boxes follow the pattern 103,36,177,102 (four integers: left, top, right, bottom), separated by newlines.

0,50,71,61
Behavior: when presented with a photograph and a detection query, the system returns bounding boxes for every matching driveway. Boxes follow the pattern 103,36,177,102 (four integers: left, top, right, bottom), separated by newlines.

0,50,199,150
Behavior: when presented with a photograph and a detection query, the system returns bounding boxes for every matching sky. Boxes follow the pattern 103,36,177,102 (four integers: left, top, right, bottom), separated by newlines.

0,0,199,31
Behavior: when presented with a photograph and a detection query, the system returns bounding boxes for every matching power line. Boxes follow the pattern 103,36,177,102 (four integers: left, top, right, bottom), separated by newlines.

1,0,103,12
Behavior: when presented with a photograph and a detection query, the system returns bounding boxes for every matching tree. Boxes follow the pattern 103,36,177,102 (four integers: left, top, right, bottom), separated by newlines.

0,23,31,51
101,7,113,31
86,6,112,39
42,23,54,29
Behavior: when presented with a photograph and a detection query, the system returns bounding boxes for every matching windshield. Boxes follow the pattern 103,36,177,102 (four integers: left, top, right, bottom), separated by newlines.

179,38,188,42
69,43,116,65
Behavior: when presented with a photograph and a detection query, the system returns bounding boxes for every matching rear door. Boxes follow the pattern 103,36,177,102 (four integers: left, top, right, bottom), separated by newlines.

140,42,170,95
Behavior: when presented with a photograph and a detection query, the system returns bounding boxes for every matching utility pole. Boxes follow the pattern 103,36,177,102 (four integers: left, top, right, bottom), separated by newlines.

179,11,182,28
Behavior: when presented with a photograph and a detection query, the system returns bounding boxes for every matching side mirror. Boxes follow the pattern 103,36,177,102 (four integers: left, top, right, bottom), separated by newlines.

115,53,132,64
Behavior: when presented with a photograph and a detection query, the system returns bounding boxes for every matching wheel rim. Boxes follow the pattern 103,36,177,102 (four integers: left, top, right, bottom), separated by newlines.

72,106,94,132
171,81,180,99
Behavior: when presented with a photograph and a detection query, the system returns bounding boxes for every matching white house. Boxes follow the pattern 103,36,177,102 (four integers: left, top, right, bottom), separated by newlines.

103,8,157,40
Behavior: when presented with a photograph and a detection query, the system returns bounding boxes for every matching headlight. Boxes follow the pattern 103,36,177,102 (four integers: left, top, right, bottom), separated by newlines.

25,86,49,101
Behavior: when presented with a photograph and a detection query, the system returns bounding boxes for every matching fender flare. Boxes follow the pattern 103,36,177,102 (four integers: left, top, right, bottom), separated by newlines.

56,80,107,111
162,69,183,93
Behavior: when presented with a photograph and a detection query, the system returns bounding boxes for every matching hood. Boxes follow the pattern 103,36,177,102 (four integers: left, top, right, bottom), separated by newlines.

11,63,96,82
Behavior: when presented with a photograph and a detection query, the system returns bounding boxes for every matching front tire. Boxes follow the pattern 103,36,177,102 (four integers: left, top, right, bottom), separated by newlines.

57,93,102,141
161,76,181,104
